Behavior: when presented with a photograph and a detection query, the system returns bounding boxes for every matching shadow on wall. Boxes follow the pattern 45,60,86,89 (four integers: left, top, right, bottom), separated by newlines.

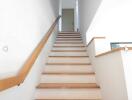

79,0,102,43
49,0,59,17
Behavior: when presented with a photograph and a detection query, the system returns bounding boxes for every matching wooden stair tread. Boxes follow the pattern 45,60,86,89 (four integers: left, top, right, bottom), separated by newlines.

47,63,91,65
43,65,94,74
55,42,83,44
58,33,80,35
56,40,83,43
57,36,81,38
57,38,81,39
53,44,85,47
58,32,80,34
49,52,88,57
52,46,86,48
40,74,96,83
37,83,99,88
57,38,82,40
56,39,82,41
58,35,81,37
51,50,87,52
47,57,90,64
42,72,95,75
58,33,81,35
34,88,101,99
58,33,81,36
52,47,86,49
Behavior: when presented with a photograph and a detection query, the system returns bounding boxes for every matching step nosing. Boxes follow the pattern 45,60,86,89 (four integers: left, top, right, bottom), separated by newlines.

51,50,87,52
46,63,91,65
53,46,85,47
42,73,95,75
37,83,100,89
48,56,89,57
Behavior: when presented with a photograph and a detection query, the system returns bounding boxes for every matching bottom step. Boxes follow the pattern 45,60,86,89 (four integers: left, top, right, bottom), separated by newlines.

35,89,101,100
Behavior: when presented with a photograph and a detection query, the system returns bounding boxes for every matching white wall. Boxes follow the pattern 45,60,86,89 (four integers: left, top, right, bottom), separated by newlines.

79,0,132,44
79,0,102,43
79,0,132,99
122,50,132,100
62,0,76,9
87,39,128,100
0,0,59,99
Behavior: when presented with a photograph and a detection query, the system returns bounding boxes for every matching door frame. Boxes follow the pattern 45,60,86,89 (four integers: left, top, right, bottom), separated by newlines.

59,0,79,32
62,8,75,32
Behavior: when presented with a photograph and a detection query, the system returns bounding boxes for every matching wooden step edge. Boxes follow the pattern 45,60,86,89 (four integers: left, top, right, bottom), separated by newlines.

55,42,83,44
53,44,85,45
55,42,83,43
58,33,81,35
57,35,81,36
58,33,81,34
55,40,83,41
57,35,81,37
56,37,82,40
48,56,89,57
46,63,91,65
59,32,80,33
58,34,81,35
58,35,81,36
56,38,82,41
58,33,80,34
53,46,86,48
57,37,81,38
56,40,83,42
56,40,83,41
36,83,100,89
42,72,95,75
56,37,82,39
56,36,82,39
51,50,87,52
34,98,102,100
55,40,83,42
53,44,85,46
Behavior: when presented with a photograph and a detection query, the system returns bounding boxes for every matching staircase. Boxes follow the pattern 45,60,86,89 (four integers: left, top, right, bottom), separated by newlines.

34,32,102,100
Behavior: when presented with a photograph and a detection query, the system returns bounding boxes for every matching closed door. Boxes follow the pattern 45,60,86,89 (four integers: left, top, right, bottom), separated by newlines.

62,9,74,32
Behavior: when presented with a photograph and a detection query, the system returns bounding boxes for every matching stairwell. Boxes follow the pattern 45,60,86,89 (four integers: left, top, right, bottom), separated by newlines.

34,32,102,100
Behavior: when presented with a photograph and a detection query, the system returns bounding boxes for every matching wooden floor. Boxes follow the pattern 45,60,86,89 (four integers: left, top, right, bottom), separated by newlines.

34,32,102,100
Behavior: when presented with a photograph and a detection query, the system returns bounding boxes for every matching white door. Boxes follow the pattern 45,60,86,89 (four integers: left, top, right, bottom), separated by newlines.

62,9,74,32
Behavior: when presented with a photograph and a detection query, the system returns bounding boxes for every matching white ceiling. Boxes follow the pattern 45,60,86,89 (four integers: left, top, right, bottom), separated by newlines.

62,0,76,8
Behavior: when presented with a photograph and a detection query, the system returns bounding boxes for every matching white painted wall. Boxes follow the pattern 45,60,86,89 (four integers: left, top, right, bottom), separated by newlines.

0,0,59,99
87,39,128,100
62,0,76,9
79,0,132,44
80,0,132,99
122,50,132,100
79,0,102,43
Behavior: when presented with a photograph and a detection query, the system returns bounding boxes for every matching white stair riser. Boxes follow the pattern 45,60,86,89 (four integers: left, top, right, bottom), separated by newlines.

35,89,101,99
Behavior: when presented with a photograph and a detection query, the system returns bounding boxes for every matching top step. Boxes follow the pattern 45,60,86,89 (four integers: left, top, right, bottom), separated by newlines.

58,34,81,36
59,32,80,34
58,32,81,35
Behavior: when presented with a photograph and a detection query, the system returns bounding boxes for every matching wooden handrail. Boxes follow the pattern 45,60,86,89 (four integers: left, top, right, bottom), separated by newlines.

0,16,61,91
96,47,132,57
86,37,132,57
87,37,106,47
